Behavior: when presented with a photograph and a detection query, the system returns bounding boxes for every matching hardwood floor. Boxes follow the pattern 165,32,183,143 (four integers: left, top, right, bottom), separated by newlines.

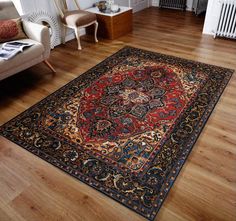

0,7,236,221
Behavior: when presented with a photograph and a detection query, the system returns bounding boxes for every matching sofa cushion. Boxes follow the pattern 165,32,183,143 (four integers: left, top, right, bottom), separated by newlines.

0,18,27,43
0,39,44,74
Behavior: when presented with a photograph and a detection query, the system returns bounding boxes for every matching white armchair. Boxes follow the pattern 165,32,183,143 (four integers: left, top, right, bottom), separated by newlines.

0,0,55,81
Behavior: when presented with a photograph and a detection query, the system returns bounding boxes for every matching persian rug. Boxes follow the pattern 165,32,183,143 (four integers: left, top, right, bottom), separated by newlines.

0,47,233,220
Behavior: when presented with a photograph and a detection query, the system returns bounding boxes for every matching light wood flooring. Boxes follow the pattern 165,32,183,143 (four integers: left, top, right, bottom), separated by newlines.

0,7,236,221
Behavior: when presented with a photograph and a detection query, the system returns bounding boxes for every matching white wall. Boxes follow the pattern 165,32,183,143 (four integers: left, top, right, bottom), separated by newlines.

16,0,96,14
187,0,194,10
12,0,23,14
78,0,96,9
115,0,151,12
203,0,221,35
151,0,159,6
115,0,131,6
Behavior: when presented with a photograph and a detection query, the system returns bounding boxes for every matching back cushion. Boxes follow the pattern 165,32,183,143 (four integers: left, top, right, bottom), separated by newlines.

0,1,20,20
0,18,27,43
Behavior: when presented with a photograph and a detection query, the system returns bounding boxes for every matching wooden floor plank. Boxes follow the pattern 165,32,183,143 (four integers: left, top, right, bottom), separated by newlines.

0,7,235,221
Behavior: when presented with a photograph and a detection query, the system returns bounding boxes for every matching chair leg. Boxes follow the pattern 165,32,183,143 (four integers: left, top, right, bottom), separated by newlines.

61,25,67,44
74,27,82,50
44,60,56,73
94,21,98,43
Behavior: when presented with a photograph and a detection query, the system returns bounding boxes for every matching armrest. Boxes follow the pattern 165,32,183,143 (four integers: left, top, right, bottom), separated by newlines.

22,20,51,59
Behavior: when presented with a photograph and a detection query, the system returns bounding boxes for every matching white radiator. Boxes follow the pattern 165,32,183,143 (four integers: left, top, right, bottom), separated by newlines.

159,0,186,10
215,0,236,39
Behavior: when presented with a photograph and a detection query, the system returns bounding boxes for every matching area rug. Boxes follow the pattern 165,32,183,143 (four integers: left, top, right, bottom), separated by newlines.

0,47,233,220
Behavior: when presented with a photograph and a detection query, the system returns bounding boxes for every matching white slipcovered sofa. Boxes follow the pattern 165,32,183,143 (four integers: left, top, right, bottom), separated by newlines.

0,0,55,81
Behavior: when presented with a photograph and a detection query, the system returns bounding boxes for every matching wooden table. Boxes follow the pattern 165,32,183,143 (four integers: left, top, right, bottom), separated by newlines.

86,6,133,40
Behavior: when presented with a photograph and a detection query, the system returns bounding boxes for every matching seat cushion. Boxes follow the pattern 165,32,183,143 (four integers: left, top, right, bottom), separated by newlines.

0,39,44,75
62,10,96,27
